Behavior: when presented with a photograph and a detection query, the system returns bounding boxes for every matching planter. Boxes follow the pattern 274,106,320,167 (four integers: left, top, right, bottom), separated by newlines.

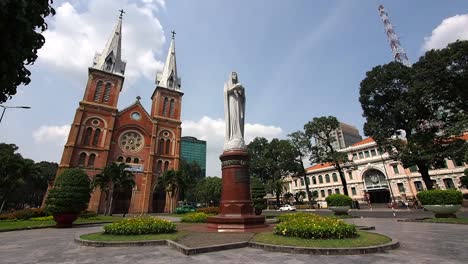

423,205,461,218
328,206,350,215
53,213,79,228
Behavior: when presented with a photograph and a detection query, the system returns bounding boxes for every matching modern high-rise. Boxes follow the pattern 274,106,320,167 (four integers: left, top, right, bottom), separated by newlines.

180,136,207,177
316,122,363,150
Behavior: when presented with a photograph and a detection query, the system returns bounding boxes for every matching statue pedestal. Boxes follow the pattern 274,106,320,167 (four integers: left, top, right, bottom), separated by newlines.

206,150,266,231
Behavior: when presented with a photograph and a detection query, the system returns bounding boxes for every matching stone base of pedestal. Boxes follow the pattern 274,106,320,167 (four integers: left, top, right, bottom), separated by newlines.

206,215,266,232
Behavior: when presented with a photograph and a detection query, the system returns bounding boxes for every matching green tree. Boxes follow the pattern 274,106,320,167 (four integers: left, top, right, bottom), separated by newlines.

294,190,306,204
304,116,351,196
247,137,301,206
360,41,468,190
283,192,293,204
158,169,189,213
0,0,55,103
194,176,222,206
0,144,26,212
95,163,135,215
287,131,315,206
251,176,267,209
179,160,202,201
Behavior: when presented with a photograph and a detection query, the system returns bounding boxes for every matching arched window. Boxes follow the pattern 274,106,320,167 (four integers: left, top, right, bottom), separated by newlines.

162,97,169,116
158,138,165,154
92,128,101,146
164,161,169,172
134,158,139,164
78,152,86,166
117,156,123,162
320,190,325,197
105,57,113,71
83,127,92,145
126,157,132,163
325,174,330,183
103,82,112,102
318,175,323,184
327,189,332,196
88,154,96,167
93,81,103,101
169,99,175,117
332,173,338,182
157,160,162,173
312,176,317,185
165,139,171,155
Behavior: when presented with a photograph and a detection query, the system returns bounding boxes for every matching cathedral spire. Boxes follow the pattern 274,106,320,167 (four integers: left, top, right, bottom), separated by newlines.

92,11,126,76
156,31,181,90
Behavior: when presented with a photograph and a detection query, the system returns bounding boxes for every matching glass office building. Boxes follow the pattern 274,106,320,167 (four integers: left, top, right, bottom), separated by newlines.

180,136,207,177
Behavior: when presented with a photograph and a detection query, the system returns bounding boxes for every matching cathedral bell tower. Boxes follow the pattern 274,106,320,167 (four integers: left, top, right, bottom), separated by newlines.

52,13,127,212
149,31,184,213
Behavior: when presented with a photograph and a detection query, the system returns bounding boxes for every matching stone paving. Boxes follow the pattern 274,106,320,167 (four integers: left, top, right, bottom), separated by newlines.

0,218,467,264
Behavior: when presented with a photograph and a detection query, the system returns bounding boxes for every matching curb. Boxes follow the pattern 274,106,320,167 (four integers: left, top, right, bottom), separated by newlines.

397,219,468,225
75,232,398,255
0,222,111,233
247,240,400,255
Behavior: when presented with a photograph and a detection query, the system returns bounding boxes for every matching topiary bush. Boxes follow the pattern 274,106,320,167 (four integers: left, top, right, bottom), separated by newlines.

325,194,352,207
196,207,219,214
251,177,267,210
104,216,176,235
0,208,46,220
181,212,209,223
417,190,463,205
45,168,92,215
274,212,357,239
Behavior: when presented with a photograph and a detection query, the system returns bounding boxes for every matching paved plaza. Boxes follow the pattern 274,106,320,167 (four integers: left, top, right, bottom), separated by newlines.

1,217,467,264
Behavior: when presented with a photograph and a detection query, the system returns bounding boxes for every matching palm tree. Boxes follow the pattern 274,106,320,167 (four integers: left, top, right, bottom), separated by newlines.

94,162,135,215
157,169,190,213
294,190,307,204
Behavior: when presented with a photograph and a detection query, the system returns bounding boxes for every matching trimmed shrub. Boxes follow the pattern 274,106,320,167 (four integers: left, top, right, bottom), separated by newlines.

80,210,98,219
30,216,54,221
104,216,176,235
417,190,463,205
196,207,219,214
251,177,267,210
181,212,209,223
325,194,352,207
45,168,92,215
274,212,357,239
0,208,46,220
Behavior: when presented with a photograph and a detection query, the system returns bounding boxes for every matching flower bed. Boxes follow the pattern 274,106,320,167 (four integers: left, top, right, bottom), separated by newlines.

196,207,219,214
104,216,176,235
274,213,357,239
180,212,209,223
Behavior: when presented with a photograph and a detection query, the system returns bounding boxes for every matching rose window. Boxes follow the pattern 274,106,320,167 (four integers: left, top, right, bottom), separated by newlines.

119,131,144,152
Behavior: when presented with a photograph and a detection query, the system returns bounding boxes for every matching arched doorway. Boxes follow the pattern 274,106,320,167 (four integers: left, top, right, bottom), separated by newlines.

363,169,390,204
152,185,166,213
112,186,133,214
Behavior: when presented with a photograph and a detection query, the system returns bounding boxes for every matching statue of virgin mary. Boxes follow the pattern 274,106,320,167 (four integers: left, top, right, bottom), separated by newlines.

223,72,246,150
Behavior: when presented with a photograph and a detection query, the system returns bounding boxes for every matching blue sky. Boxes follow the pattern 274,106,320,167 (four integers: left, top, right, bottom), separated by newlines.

1,0,467,176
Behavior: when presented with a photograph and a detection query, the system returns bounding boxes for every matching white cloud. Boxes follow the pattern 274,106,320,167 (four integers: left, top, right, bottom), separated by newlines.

38,0,167,86
182,116,283,176
33,125,71,145
422,14,468,51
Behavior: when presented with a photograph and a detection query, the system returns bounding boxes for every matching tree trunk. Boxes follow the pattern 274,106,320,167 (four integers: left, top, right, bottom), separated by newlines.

417,163,434,190
334,163,349,196
103,192,109,216
275,192,280,208
0,197,7,213
299,160,313,208
108,189,114,216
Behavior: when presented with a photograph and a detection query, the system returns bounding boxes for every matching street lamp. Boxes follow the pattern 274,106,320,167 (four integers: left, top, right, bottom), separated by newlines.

0,105,31,123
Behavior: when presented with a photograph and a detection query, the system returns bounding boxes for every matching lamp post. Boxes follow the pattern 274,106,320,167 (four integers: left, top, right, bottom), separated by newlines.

0,105,31,123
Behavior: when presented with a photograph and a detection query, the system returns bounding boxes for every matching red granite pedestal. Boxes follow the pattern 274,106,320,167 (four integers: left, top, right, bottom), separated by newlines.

206,150,266,232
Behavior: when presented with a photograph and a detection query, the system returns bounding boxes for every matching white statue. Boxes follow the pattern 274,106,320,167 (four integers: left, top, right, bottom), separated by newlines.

224,72,246,150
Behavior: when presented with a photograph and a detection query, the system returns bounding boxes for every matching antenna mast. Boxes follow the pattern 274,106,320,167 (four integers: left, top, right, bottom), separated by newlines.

378,4,411,67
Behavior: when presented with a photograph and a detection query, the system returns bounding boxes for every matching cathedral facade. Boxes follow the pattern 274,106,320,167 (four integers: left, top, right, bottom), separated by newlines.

55,15,183,213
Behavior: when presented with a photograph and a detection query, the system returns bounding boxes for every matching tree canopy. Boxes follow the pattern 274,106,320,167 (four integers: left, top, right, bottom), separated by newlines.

359,40,468,190
0,0,55,103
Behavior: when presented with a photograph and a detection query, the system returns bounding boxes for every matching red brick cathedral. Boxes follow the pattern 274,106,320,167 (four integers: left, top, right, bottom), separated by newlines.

55,15,183,213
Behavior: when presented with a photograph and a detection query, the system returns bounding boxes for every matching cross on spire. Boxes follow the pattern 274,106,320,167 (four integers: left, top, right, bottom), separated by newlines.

119,9,125,19
171,30,176,39
136,96,141,101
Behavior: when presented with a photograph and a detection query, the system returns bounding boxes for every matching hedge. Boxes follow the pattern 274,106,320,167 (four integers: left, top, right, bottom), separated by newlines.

104,216,176,235
0,208,46,220
325,194,352,207
274,213,357,239
180,212,209,223
196,207,219,214
417,190,463,205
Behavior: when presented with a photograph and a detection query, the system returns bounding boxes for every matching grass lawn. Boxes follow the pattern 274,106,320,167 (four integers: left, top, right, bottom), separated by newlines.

0,215,123,231
422,218,468,225
252,231,391,248
80,231,187,242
